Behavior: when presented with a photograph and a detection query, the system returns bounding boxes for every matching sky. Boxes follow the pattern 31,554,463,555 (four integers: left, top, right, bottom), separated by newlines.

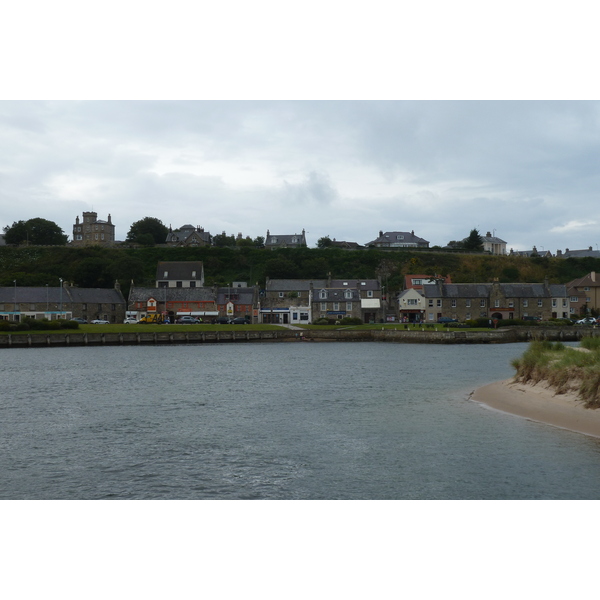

1,100,599,253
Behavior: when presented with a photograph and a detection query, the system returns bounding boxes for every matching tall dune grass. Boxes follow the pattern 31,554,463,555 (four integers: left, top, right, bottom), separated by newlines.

511,340,600,408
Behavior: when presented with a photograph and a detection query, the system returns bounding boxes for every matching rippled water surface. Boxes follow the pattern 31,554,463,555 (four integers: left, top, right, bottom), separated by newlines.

2,341,600,499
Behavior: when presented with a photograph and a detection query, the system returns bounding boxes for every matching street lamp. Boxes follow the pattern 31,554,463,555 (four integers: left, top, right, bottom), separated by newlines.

13,280,17,319
59,278,63,318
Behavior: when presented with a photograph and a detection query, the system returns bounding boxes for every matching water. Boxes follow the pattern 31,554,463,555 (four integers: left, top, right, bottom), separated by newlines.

2,341,600,499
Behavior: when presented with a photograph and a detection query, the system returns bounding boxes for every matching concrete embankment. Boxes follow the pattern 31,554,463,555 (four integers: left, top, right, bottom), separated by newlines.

0,326,597,348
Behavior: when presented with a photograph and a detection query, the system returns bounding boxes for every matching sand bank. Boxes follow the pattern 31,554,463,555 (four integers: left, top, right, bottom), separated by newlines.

471,379,600,438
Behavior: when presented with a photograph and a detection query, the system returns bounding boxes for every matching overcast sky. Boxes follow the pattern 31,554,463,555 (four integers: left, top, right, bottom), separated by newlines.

1,100,599,252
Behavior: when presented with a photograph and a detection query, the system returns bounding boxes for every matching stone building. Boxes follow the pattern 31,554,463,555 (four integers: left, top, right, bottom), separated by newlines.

216,283,259,322
365,230,429,249
155,262,205,288
72,212,116,246
264,229,307,250
422,279,568,322
165,225,211,247
260,277,383,324
0,281,126,323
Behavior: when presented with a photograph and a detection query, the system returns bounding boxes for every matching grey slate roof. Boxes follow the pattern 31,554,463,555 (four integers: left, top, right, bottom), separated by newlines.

266,279,329,291
155,261,204,281
365,231,429,247
0,286,124,304
166,225,211,245
129,286,216,302
422,283,567,298
216,287,257,304
265,230,307,248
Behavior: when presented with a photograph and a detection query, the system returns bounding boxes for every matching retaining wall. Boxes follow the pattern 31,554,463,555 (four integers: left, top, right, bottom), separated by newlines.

0,326,597,349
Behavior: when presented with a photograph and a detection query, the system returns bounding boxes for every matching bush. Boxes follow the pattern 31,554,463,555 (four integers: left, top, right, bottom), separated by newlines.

60,320,79,330
338,317,362,325
0,320,11,331
313,318,332,325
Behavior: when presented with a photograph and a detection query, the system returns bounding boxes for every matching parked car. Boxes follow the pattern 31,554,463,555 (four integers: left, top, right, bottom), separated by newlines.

176,316,201,324
231,317,250,324
438,317,458,324
522,316,542,321
216,317,232,324
91,319,110,324
72,317,87,324
123,317,138,324
575,317,597,325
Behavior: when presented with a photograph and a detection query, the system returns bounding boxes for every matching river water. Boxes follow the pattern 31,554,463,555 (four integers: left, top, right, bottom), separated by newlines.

2,341,600,499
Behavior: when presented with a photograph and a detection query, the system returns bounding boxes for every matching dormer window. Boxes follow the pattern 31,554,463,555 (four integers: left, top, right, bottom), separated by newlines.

192,271,196,277
397,235,404,240
320,290,327,299
344,290,352,299
164,271,168,277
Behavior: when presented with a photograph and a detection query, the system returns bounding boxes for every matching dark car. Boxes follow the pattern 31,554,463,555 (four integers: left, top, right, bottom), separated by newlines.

522,316,542,322
216,317,232,324
176,316,201,324
231,317,250,324
438,317,458,324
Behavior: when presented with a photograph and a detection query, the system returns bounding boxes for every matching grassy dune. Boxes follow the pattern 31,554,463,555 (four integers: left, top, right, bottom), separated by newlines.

511,339,600,408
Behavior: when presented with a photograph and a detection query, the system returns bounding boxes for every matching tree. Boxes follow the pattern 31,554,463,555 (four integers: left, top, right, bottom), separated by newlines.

253,236,265,248
213,232,236,247
3,218,68,246
317,236,333,249
462,229,484,252
126,217,169,245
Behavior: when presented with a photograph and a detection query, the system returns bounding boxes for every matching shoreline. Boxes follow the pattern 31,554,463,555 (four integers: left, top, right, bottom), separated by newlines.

471,378,600,438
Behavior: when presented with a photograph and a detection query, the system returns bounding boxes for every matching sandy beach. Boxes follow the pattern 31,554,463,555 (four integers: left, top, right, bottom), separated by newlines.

471,379,600,438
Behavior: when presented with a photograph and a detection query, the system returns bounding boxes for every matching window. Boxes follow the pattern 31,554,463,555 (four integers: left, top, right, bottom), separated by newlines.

279,292,284,298
164,271,168,277
466,299,471,308
98,304,102,311
396,235,404,240
428,299,433,307
346,302,352,311
344,290,352,299
367,291,373,298
321,302,327,310
333,302,339,311
320,290,327,299
428,313,434,321
190,281,196,288
495,300,500,308
413,279,422,285
292,312,298,321
191,271,196,277
408,299,418,306
552,299,557,307
584,287,590,291
587,297,591,302
508,301,514,308
571,296,578,302
452,299,457,308
176,281,183,288
437,299,442,307
480,299,486,307
523,300,528,307
300,313,308,321
111,304,116,310
466,312,471,320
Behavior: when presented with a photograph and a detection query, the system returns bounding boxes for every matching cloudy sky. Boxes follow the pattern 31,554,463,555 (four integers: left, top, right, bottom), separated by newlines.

1,100,599,252
2,4,599,254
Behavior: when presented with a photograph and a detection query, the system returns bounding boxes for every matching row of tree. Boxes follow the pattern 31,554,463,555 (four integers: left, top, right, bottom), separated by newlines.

4,216,485,251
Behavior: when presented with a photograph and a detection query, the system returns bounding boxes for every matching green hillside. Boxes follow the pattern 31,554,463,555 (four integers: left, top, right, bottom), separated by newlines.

1,245,598,298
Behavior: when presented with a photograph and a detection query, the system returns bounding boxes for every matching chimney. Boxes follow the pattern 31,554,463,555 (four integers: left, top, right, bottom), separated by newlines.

379,230,383,237
592,272,596,283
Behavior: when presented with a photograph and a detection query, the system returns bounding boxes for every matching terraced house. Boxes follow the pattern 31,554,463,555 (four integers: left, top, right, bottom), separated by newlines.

261,277,383,324
422,279,569,322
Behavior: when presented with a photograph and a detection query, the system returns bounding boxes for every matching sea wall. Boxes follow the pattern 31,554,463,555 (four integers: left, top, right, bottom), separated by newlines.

1,326,598,348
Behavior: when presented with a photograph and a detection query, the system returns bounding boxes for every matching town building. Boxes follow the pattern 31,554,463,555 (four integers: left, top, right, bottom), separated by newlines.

0,281,126,323
165,225,211,247
421,279,569,322
128,286,218,323
365,230,429,249
481,232,507,255
72,212,116,246
509,246,553,258
155,261,205,288
265,229,307,250
556,247,600,259
566,272,600,316
260,277,383,324
216,283,259,322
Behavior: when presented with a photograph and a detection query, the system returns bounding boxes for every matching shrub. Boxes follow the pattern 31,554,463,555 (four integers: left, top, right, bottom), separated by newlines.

0,320,11,331
60,320,79,330
313,318,331,325
338,317,362,325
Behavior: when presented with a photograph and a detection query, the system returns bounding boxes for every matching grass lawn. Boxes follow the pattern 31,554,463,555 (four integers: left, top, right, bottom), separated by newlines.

0,323,288,335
